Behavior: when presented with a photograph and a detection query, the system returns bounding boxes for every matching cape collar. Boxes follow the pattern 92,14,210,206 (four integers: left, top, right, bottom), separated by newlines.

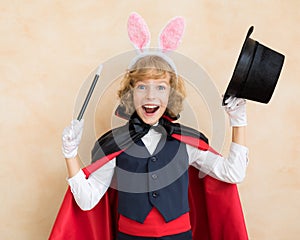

91,110,208,164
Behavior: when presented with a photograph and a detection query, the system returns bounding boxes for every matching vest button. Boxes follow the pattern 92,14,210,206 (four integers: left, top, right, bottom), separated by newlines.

151,174,158,179
149,156,157,162
152,192,159,198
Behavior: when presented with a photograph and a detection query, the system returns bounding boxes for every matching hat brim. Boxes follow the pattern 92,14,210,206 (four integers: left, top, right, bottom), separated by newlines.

222,26,255,105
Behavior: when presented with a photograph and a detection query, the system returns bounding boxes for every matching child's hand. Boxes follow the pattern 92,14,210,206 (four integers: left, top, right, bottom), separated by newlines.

224,97,247,127
62,119,84,159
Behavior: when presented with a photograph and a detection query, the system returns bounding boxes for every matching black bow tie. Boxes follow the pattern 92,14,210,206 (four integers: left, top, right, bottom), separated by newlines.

128,112,174,136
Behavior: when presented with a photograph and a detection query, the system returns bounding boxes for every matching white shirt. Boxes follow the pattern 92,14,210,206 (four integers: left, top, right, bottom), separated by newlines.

68,128,249,210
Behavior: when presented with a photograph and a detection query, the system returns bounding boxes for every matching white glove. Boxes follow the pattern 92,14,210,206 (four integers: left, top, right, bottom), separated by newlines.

62,119,84,159
224,96,247,127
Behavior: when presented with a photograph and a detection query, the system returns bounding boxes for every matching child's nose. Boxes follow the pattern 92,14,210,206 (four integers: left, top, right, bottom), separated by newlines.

145,86,156,99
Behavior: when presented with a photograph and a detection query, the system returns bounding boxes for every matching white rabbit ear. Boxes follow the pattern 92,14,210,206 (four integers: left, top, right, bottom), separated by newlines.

127,12,151,52
159,16,185,52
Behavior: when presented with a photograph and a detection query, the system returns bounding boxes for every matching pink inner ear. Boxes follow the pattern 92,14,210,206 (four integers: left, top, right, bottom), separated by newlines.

127,12,151,50
159,17,185,52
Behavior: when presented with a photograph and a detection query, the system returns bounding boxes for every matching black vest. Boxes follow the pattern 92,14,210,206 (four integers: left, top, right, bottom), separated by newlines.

116,135,189,223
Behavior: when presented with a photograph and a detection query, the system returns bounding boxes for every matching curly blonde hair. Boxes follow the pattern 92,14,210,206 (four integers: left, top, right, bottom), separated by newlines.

118,55,186,118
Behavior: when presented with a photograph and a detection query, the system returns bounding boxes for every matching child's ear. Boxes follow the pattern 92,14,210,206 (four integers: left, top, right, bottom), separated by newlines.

159,17,185,52
127,12,151,52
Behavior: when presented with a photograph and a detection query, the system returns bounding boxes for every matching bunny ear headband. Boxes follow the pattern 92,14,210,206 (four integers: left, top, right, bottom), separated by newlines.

127,12,186,74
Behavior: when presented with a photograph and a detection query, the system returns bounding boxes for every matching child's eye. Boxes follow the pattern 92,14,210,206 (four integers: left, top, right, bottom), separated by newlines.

157,85,166,91
136,85,146,90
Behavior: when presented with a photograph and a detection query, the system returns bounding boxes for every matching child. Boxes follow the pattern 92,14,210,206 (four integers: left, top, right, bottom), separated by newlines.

51,13,249,240
59,54,248,240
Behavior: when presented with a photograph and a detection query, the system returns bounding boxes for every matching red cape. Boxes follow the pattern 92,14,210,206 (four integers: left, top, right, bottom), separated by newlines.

49,134,248,240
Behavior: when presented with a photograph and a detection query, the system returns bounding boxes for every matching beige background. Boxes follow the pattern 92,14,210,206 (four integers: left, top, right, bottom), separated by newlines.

1,0,299,239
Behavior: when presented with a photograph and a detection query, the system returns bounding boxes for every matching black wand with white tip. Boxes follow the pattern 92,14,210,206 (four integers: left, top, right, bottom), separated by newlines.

77,65,103,121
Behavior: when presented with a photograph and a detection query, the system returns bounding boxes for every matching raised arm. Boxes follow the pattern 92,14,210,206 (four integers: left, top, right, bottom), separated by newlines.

224,97,247,146
62,119,84,177
188,97,248,183
61,119,115,210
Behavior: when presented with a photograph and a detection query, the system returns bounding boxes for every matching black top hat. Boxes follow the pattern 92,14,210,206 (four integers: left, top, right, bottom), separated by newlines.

223,26,285,105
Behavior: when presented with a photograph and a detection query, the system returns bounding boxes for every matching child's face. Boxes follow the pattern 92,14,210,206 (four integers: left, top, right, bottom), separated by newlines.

133,74,171,125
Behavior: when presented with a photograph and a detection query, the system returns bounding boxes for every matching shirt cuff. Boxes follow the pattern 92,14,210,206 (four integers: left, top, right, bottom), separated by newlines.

230,142,249,158
67,169,86,186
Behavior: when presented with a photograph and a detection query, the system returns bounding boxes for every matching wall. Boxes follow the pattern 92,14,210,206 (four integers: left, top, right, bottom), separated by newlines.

0,0,299,239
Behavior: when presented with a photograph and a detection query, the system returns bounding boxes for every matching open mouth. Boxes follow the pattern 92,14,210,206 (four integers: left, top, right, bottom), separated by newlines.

142,105,160,114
